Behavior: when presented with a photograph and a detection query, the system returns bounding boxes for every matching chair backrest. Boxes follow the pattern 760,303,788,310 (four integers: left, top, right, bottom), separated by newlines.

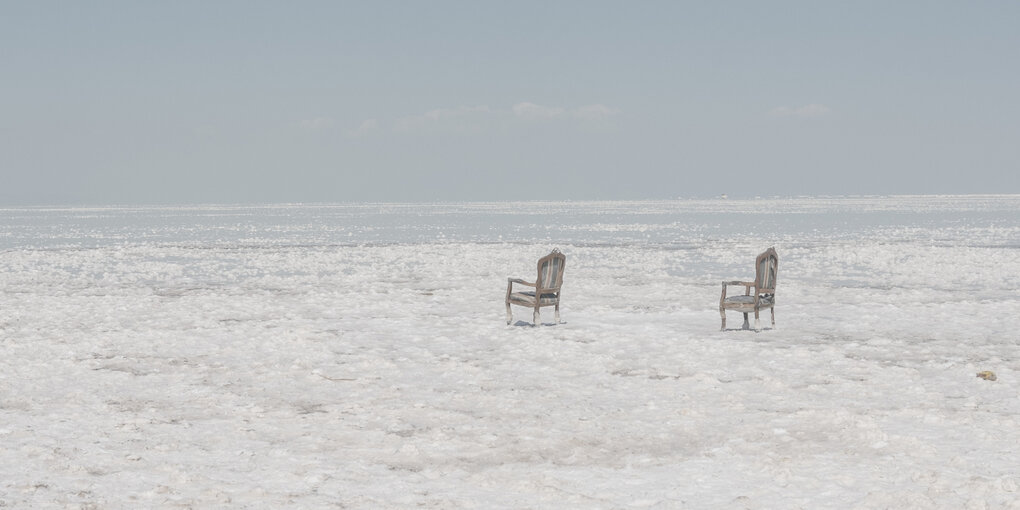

755,247,778,294
537,249,566,292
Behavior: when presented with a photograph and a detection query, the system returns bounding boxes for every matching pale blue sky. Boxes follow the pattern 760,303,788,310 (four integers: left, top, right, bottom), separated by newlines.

2,1,1018,204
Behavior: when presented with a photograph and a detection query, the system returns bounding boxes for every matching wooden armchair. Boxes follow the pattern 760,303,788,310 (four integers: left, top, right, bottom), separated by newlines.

720,247,778,331
505,249,566,325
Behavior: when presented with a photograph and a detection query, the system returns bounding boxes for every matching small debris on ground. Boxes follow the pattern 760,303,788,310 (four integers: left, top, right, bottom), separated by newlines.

976,371,997,381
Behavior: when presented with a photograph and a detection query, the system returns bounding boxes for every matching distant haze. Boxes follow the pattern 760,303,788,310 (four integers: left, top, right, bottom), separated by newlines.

2,1,1018,205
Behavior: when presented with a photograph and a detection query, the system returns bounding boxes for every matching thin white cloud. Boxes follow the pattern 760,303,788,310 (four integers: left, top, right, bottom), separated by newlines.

512,102,566,120
394,105,491,132
770,104,831,118
344,118,379,137
573,104,621,121
387,102,620,133
427,105,491,120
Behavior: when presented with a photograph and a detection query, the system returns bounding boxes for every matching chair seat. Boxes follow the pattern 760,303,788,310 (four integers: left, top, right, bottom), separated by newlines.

722,295,773,308
509,291,559,306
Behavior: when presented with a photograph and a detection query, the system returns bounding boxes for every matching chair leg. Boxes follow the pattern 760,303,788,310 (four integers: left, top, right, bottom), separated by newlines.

754,310,761,331
720,309,726,331
554,303,560,324
771,307,776,328
506,302,512,325
533,309,540,326
742,313,750,330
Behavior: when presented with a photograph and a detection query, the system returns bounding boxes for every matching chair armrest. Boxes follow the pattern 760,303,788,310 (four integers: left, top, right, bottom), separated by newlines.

507,278,535,300
722,281,754,287
720,280,755,301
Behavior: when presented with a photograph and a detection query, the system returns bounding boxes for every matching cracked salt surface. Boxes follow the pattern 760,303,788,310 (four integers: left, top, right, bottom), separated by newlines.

2,196,1019,508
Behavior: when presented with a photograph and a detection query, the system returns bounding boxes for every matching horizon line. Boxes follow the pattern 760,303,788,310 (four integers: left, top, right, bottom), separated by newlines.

3,193,1020,211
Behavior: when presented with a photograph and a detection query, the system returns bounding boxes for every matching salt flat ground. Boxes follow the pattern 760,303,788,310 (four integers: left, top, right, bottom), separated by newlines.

2,196,1019,509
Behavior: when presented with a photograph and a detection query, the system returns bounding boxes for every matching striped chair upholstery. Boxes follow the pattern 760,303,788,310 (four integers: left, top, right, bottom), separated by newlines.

538,255,564,291
758,256,777,293
719,247,779,331
505,249,566,326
